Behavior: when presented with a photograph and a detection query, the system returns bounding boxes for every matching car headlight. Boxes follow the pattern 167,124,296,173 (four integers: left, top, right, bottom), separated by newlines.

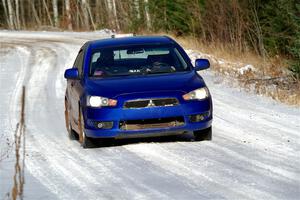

183,87,209,100
87,96,117,107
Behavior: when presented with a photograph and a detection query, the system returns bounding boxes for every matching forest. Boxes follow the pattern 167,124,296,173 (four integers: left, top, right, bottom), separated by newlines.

0,0,299,78
1,2,300,199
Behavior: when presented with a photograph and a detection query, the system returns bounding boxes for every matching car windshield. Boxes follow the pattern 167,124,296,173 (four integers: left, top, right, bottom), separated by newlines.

89,44,190,78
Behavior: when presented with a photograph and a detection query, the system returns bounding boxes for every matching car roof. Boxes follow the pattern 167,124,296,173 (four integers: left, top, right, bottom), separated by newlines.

87,36,175,49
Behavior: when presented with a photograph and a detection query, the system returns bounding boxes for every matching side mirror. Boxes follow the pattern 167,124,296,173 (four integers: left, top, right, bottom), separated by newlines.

64,68,79,79
194,59,210,71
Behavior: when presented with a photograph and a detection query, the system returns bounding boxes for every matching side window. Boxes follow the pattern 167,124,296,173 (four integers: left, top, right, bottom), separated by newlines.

73,50,84,76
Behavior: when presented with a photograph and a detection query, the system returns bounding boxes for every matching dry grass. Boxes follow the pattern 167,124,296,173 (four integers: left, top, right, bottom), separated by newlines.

174,35,289,73
146,33,300,106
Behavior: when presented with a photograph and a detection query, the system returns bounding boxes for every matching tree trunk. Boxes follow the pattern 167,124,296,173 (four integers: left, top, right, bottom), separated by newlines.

7,0,15,29
134,0,140,19
20,0,25,28
1,0,10,28
75,0,84,30
31,0,41,27
251,1,266,58
15,0,20,29
81,0,90,30
111,0,120,31
95,0,101,27
106,0,113,28
65,0,72,30
42,0,53,26
86,1,96,30
52,0,59,27
163,0,167,30
144,0,151,30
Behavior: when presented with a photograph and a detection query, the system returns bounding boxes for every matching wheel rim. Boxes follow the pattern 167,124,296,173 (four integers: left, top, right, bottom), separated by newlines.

65,100,70,132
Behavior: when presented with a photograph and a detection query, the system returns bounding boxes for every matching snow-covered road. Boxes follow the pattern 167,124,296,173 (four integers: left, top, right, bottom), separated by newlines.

0,31,299,200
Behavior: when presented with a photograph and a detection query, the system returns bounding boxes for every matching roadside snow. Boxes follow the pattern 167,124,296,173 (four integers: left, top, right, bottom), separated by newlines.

239,64,256,75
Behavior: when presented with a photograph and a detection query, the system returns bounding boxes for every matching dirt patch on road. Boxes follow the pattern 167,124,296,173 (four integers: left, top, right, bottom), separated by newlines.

10,86,26,200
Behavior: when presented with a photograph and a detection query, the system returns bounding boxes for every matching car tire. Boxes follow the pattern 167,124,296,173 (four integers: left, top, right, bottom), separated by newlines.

78,108,94,148
68,124,78,140
193,127,212,141
65,100,77,140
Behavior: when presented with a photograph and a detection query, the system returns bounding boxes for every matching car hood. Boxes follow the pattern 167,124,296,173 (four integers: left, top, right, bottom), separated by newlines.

85,71,206,98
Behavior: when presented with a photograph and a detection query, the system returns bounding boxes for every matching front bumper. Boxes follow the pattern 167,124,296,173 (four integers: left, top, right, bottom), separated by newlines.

83,97,212,139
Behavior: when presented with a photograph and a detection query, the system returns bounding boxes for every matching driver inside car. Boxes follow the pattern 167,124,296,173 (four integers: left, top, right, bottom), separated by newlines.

92,50,114,76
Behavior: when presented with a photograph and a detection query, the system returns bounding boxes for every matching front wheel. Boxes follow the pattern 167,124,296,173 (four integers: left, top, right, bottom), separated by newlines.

78,108,94,148
193,127,212,141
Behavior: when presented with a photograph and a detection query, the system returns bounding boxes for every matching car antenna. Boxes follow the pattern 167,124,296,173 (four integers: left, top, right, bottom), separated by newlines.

111,29,116,38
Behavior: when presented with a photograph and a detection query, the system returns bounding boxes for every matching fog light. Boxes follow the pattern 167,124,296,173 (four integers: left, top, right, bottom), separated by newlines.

97,123,104,128
94,121,113,129
189,112,209,122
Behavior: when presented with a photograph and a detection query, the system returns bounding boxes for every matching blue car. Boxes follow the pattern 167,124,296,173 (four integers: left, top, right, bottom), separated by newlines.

64,36,212,148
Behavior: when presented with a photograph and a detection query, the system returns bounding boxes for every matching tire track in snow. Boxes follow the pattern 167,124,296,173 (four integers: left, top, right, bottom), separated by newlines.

125,143,280,200
14,40,170,200
21,40,188,199
21,42,107,200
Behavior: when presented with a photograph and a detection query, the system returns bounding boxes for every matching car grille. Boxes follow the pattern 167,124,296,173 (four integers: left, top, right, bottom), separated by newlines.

119,117,185,130
123,98,179,109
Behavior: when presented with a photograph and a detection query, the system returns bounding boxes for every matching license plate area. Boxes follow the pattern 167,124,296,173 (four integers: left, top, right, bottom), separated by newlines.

119,116,184,130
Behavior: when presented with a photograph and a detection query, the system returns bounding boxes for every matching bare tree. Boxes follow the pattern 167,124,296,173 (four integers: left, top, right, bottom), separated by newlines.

86,0,96,30
106,0,113,28
81,0,90,30
31,0,41,27
144,0,151,30
15,0,20,29
250,0,266,58
80,0,96,30
42,0,53,26
65,0,72,30
19,0,25,28
134,0,140,19
7,0,15,29
52,0,58,27
95,0,102,27
1,0,10,28
74,0,83,29
106,0,120,31
111,0,120,30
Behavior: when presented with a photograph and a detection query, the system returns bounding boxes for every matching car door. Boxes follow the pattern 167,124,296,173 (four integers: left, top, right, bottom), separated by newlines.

69,49,85,128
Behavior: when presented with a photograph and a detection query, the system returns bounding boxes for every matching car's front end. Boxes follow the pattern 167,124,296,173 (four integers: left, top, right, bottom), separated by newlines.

82,72,212,139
